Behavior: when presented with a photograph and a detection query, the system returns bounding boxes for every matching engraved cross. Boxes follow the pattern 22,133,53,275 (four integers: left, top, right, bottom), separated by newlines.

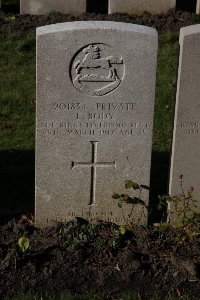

71,141,116,206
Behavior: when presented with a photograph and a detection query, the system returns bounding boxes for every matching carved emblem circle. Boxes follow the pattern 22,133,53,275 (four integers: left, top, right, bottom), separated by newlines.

70,43,125,97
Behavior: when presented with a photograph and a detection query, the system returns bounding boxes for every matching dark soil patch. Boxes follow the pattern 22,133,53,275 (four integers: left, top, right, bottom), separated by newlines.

1,216,200,299
0,9,200,34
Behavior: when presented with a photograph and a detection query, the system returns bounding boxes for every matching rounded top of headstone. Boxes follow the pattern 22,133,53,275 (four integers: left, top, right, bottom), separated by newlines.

36,21,157,37
180,24,200,45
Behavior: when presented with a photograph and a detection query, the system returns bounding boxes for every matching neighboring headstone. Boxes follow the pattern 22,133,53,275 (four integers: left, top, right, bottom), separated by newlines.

108,0,176,15
36,21,158,226
169,25,200,222
197,0,200,15
20,0,86,15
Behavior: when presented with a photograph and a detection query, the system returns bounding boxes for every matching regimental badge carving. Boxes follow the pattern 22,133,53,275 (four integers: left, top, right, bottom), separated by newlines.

70,43,125,96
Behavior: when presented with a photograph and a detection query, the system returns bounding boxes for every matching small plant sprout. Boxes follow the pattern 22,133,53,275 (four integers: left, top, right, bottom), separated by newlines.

18,237,30,252
160,175,200,242
119,225,126,235
167,176,198,224
112,180,149,230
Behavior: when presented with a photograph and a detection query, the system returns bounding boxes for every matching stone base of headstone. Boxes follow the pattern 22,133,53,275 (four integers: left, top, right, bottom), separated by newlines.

108,0,176,15
20,0,86,15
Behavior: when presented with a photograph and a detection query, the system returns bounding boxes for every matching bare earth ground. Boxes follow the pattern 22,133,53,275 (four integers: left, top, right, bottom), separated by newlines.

1,9,200,299
1,217,200,299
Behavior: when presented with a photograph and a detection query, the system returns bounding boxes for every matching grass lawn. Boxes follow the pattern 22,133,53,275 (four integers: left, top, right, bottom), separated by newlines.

0,31,36,217
153,32,179,152
0,32,35,150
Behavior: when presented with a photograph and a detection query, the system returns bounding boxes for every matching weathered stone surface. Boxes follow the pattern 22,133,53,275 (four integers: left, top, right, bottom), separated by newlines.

169,25,200,222
108,0,176,15
197,0,200,15
36,21,158,226
20,0,86,15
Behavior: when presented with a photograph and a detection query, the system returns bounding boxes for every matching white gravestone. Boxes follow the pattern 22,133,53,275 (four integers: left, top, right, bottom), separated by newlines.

20,0,86,15
169,25,200,222
36,21,158,226
108,0,176,15
197,0,200,15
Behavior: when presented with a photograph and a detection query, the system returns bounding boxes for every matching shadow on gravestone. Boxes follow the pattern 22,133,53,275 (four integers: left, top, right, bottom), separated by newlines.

0,150,169,225
176,0,196,12
0,150,34,224
87,0,108,14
